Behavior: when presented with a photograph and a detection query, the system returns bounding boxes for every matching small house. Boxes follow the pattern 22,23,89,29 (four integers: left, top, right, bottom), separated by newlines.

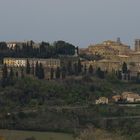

96,97,109,104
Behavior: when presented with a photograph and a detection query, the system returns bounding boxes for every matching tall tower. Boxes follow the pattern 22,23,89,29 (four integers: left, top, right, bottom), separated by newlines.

117,37,121,44
135,39,140,52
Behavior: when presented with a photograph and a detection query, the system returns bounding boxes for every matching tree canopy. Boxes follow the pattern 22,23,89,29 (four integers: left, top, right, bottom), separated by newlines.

0,40,76,59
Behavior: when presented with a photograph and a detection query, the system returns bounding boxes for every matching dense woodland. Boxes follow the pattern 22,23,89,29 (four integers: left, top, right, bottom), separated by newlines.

0,76,140,139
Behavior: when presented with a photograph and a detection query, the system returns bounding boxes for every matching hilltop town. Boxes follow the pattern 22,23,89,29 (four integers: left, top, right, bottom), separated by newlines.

0,39,140,102
0,39,140,140
2,38,140,80
0,39,140,100
80,38,140,78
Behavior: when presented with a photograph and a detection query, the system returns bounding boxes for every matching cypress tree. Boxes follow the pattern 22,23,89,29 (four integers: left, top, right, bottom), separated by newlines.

88,64,93,74
62,66,66,79
8,67,14,85
122,62,127,74
74,63,78,75
38,63,44,79
122,62,128,80
26,59,30,74
55,67,61,79
15,71,19,78
96,67,105,79
50,68,54,80
84,64,87,74
67,61,73,75
9,67,14,79
77,59,82,73
1,63,8,87
31,63,35,75
21,67,24,78
2,63,8,79
35,61,39,77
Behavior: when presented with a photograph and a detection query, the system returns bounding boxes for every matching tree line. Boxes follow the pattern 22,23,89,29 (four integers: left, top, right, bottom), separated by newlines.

1,59,137,88
0,58,98,87
0,40,77,59
0,60,45,87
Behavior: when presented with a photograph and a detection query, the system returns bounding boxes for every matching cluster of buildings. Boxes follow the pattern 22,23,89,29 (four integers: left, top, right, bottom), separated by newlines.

113,92,140,103
0,40,79,79
1,39,140,105
2,38,140,79
3,58,61,79
80,38,140,77
3,58,60,68
96,92,140,105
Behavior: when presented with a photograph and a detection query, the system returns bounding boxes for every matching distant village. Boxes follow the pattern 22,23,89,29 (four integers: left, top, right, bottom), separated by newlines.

3,38,140,79
79,38,140,105
1,38,140,105
80,38,140,78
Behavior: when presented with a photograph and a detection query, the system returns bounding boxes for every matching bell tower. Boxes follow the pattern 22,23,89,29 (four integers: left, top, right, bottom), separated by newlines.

117,37,121,44
135,39,140,52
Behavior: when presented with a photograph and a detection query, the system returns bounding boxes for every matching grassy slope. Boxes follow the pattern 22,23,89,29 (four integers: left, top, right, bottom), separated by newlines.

0,130,74,140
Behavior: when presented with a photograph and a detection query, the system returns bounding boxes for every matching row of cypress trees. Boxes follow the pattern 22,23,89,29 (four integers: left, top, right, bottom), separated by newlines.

26,59,44,79
0,40,76,59
0,60,134,87
1,64,14,87
0,60,45,87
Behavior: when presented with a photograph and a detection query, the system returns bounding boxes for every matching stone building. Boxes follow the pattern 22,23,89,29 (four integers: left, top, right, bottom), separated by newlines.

135,39,140,52
112,95,121,102
121,92,140,103
95,97,109,104
3,58,61,79
81,39,140,77
3,58,60,68
81,55,129,73
88,39,131,56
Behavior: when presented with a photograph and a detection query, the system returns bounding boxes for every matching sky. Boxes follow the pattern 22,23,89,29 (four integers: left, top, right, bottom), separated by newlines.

0,0,140,48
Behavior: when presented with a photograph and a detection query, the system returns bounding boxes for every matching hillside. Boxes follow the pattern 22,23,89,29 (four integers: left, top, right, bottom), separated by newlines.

0,75,140,140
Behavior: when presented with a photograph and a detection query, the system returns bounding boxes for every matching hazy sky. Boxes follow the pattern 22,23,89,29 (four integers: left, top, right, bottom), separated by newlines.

0,0,140,47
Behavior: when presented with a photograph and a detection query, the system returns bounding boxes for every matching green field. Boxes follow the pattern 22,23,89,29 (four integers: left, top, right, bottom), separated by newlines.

0,130,75,140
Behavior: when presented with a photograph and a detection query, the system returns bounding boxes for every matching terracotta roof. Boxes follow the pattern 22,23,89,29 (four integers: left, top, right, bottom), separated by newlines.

118,55,130,58
122,92,140,99
112,95,121,99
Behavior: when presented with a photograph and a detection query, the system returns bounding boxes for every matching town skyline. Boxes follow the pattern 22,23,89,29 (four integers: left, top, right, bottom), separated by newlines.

1,38,139,49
